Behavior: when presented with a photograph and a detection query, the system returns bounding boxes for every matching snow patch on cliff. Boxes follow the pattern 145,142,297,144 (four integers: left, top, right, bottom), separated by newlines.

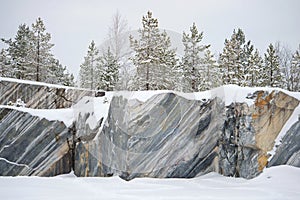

0,105,74,127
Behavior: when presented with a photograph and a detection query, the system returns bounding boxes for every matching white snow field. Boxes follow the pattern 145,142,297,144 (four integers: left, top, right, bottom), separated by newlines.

0,165,299,200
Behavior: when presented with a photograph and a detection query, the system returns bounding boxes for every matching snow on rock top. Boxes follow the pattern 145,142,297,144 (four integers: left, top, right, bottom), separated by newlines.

72,93,113,130
113,85,300,106
0,105,74,127
0,77,91,91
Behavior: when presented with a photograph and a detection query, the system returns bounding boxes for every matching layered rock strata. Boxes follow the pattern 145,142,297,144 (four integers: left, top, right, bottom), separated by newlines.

269,120,300,167
219,91,299,178
74,91,299,180
75,94,224,180
0,79,299,180
0,78,94,109
0,107,72,176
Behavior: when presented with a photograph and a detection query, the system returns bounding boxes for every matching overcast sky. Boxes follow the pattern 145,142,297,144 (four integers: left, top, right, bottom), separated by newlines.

1,0,299,78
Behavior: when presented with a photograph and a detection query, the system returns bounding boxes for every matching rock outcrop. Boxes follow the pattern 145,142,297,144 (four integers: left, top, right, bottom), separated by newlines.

219,91,299,178
75,94,224,180
0,107,72,176
0,77,94,109
0,78,300,180
74,90,299,180
269,120,300,167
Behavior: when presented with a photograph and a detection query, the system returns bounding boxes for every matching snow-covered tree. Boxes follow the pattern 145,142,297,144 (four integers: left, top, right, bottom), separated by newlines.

240,40,254,86
79,40,100,90
275,42,292,90
2,24,34,79
31,17,54,82
1,18,74,85
289,46,300,92
0,49,10,77
248,49,263,87
129,11,177,90
97,47,119,91
219,28,246,85
198,49,220,91
45,59,74,86
181,23,208,92
262,43,284,88
63,72,75,87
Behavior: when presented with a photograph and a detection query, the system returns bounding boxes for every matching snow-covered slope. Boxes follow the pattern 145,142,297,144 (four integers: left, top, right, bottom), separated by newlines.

0,165,299,200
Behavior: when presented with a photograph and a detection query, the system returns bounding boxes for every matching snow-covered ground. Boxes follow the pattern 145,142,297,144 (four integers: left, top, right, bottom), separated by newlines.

0,165,299,200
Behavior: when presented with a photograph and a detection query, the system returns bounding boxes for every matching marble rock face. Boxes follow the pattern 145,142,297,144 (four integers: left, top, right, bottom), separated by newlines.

74,90,299,180
1,78,300,180
0,78,94,109
75,93,224,180
219,91,299,179
269,120,300,167
0,107,72,176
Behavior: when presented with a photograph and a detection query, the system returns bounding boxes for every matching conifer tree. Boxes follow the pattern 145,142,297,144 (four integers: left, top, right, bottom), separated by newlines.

240,40,254,86
129,11,177,90
64,72,75,87
31,17,54,82
2,24,34,79
79,40,100,89
289,46,300,92
248,49,263,87
1,18,74,85
199,49,220,91
219,28,245,85
0,49,10,77
181,23,208,92
97,47,119,91
262,43,283,87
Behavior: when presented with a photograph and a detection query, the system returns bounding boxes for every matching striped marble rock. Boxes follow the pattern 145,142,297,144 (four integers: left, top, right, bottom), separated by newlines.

0,107,72,176
0,77,94,109
74,91,299,180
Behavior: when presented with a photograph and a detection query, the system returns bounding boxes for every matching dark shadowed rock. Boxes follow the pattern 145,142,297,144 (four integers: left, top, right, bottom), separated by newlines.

269,120,300,167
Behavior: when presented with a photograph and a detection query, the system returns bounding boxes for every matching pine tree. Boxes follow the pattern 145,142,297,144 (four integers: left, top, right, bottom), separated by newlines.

181,23,208,92
248,49,263,87
46,59,64,84
63,72,75,87
199,49,220,91
154,30,178,90
262,43,283,87
290,46,300,92
79,40,100,90
219,28,245,85
129,11,177,90
0,49,10,77
31,17,54,82
1,18,74,85
97,47,119,91
240,40,254,86
2,24,34,79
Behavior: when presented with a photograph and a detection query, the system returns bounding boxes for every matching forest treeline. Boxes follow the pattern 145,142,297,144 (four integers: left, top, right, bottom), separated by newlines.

1,12,299,92
78,11,300,92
